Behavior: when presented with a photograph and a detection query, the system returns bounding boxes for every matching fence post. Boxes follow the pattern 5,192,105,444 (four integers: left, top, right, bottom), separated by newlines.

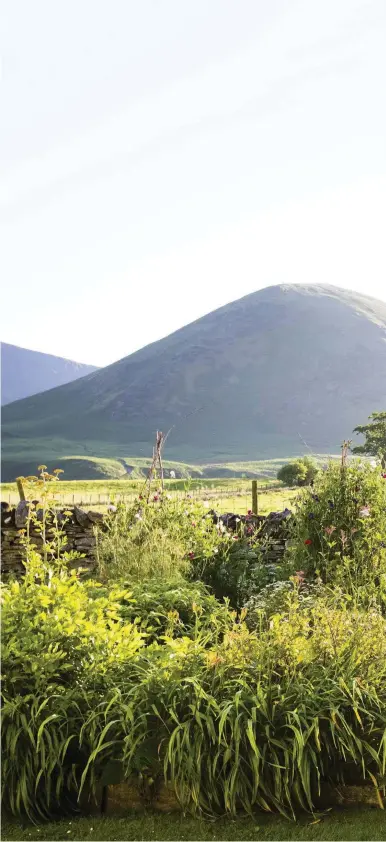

252,480,258,515
16,478,26,502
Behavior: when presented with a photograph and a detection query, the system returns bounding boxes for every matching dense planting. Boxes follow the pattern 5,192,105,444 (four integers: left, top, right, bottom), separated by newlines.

1,462,386,822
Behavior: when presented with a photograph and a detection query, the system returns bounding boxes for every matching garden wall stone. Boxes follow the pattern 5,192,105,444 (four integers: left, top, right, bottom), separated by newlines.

1,501,103,577
103,780,383,814
1,502,293,577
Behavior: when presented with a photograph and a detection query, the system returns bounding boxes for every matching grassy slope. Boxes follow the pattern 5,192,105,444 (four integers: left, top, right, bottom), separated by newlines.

3,809,386,841
1,437,340,482
3,284,386,471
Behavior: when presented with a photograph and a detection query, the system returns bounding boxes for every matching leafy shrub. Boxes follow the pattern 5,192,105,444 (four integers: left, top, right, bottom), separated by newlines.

1,551,143,819
3,552,386,819
277,457,318,487
286,461,386,609
243,578,315,625
116,597,386,818
190,526,292,610
352,411,386,466
189,535,258,608
3,466,386,822
96,495,222,582
93,578,233,641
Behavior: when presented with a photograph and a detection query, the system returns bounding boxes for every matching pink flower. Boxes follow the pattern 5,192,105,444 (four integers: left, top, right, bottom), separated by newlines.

188,551,195,559
153,494,159,502
325,526,336,536
233,535,239,541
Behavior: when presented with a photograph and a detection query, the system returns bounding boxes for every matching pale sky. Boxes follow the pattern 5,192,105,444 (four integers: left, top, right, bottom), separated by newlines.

1,0,385,366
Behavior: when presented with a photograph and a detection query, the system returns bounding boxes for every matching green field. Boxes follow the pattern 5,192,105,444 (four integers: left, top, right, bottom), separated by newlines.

0,476,298,515
1,435,341,482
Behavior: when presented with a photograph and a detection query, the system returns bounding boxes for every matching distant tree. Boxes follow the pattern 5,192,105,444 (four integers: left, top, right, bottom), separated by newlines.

277,456,318,487
352,411,386,468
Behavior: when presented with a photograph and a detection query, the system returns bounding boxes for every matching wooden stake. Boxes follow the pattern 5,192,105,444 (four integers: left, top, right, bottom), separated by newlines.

16,478,26,502
341,440,352,468
252,480,258,514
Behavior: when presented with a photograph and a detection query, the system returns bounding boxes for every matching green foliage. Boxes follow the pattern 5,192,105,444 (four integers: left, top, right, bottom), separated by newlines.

352,411,386,467
95,495,223,583
115,598,386,818
190,534,285,610
4,551,386,820
277,457,318,487
1,551,143,820
3,463,386,823
95,578,232,641
243,578,318,626
285,461,386,609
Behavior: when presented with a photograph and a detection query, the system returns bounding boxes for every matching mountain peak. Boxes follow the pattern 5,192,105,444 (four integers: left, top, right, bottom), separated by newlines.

2,284,386,479
1,342,98,406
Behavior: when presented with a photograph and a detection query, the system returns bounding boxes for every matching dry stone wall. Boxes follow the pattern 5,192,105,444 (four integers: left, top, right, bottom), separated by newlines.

1,501,103,577
1,502,293,578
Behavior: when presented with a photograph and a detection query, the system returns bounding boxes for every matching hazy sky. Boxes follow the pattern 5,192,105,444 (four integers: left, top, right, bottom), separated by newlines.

1,0,385,366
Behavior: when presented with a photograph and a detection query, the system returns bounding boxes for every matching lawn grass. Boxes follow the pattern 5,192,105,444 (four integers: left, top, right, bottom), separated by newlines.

3,808,386,841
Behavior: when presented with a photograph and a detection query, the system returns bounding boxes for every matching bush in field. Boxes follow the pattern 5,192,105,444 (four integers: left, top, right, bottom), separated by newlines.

277,457,318,487
95,494,223,582
285,461,386,609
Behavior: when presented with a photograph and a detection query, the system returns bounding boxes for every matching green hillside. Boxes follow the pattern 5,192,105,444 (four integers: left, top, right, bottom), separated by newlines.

2,283,386,480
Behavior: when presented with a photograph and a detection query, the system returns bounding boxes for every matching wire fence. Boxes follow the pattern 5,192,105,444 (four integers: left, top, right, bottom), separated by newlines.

2,486,295,515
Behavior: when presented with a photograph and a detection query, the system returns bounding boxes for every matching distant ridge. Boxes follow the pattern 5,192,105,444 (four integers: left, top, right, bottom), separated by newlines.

1,342,98,406
2,283,386,479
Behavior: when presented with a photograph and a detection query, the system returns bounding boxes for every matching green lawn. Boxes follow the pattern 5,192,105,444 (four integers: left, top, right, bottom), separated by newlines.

3,809,386,841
